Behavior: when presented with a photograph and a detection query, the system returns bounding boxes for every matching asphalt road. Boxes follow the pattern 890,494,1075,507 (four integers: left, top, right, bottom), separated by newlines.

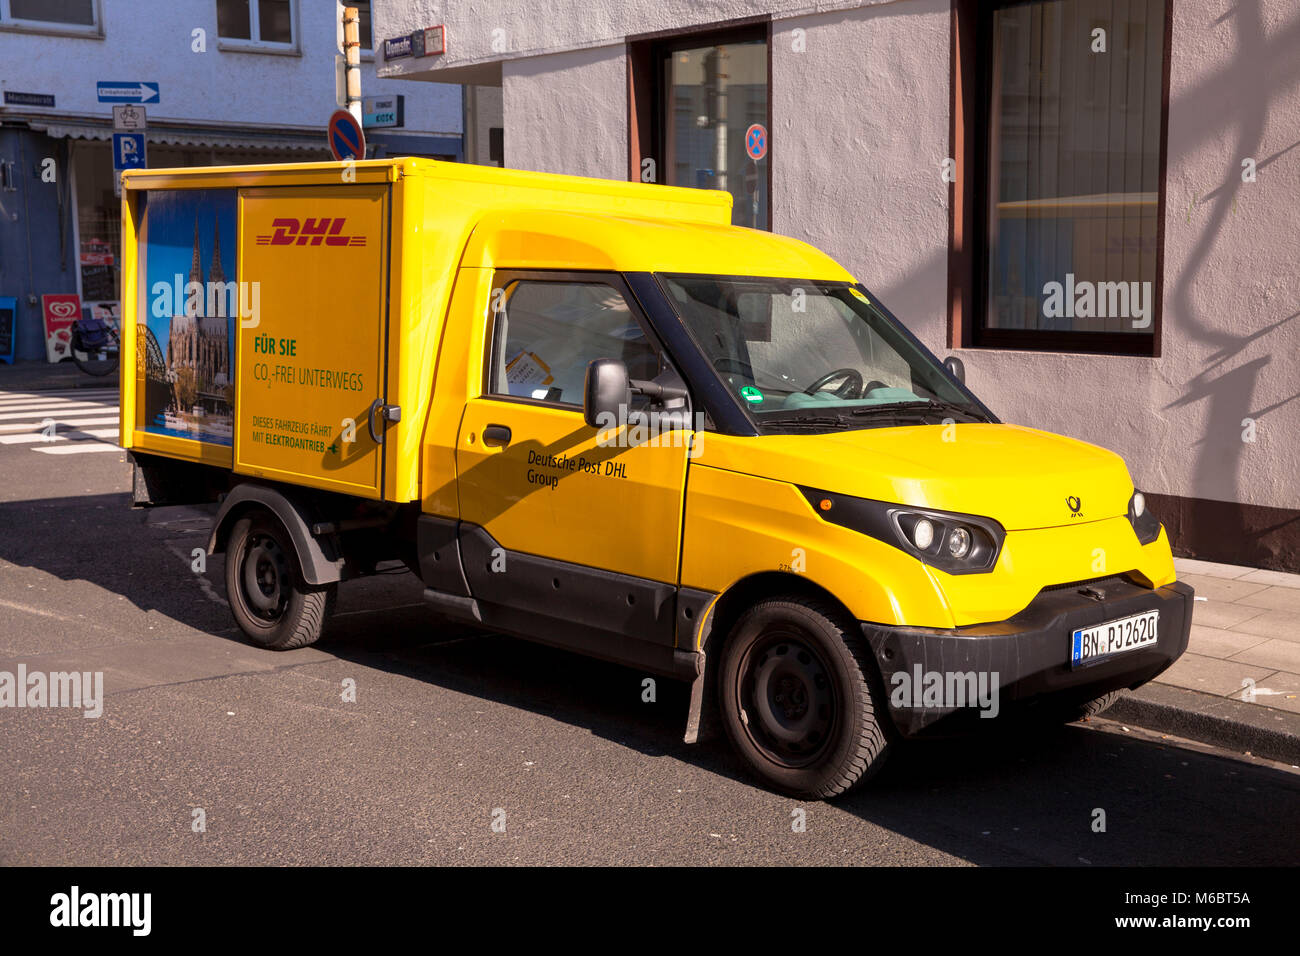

1,387,1297,866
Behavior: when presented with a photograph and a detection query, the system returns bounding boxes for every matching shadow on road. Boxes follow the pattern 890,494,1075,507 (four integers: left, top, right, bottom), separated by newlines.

4,492,1297,866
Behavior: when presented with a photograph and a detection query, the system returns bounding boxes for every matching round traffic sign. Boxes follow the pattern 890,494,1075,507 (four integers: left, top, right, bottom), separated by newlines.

745,123,768,162
327,108,366,162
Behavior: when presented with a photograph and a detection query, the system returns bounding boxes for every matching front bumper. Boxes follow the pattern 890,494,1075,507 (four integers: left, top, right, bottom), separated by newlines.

862,578,1194,737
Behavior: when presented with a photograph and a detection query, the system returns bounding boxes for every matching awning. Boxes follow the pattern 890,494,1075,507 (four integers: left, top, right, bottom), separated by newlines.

29,121,327,152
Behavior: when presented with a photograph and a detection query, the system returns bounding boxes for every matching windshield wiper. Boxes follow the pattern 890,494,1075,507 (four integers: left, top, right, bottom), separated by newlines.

850,399,987,422
758,415,853,429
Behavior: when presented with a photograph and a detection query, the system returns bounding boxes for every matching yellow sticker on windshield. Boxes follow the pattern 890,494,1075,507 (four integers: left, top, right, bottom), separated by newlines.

850,288,871,304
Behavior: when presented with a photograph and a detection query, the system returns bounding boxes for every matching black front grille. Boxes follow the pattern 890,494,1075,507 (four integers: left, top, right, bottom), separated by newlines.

1041,574,1131,593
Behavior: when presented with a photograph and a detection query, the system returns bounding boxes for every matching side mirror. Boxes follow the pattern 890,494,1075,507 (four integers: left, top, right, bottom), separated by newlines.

584,358,631,429
943,355,965,384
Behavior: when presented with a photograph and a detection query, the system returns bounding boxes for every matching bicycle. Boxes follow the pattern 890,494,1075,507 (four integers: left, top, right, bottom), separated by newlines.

69,316,120,377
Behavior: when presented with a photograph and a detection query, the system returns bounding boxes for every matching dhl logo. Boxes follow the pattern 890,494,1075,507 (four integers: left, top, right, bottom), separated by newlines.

255,217,367,247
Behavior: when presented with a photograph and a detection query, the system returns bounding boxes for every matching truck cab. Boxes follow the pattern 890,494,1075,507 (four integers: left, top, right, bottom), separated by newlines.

120,159,1192,798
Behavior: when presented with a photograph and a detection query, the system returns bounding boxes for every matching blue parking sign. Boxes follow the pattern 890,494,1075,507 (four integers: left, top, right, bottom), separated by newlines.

112,132,147,171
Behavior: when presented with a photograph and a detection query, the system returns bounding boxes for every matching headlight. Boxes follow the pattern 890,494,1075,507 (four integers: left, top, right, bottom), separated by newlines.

799,486,1005,574
1127,489,1161,545
947,527,971,559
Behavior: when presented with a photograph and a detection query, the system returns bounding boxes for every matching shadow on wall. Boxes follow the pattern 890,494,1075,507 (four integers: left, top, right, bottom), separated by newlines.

1161,2,1300,568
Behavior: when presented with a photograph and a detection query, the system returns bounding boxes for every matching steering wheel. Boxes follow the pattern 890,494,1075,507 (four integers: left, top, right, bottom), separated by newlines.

803,367,864,399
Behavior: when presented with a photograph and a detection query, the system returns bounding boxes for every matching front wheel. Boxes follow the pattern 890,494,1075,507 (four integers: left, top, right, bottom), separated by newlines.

1061,690,1123,723
225,512,335,650
719,597,890,799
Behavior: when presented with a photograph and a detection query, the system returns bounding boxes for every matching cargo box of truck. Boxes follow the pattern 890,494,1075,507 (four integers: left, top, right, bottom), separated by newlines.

119,158,1192,799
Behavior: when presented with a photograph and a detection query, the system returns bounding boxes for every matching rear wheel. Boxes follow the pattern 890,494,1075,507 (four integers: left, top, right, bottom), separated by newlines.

719,597,889,799
225,512,335,650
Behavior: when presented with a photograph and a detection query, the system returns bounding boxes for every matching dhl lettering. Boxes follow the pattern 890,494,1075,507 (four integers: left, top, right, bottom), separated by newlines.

254,217,367,247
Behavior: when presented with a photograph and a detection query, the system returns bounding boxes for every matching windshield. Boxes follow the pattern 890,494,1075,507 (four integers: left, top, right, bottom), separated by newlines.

659,274,989,432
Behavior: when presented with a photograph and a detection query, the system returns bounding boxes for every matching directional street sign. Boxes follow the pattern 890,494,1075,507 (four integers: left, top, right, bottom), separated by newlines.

327,109,366,162
97,81,160,104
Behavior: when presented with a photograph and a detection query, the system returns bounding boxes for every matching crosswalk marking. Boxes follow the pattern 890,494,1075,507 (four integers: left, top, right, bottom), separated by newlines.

0,416,119,434
0,427,120,445
0,388,123,457
0,389,117,401
32,443,124,455
0,403,117,420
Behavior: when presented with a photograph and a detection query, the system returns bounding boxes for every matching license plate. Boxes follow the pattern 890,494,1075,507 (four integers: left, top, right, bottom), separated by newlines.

1071,611,1159,666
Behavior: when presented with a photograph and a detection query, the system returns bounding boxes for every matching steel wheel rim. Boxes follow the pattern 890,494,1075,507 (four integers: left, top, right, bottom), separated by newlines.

738,628,838,769
242,532,289,623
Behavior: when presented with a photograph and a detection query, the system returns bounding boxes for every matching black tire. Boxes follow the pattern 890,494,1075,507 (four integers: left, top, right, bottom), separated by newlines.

225,512,336,650
1062,690,1123,723
70,327,119,377
71,344,119,377
718,597,889,799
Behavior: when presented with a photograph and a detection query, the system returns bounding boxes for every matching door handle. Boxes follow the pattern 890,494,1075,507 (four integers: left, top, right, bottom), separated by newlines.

367,399,401,444
482,424,512,447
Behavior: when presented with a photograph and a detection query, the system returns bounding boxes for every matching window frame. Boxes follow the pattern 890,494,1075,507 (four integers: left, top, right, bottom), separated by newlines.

0,0,102,37
481,270,674,413
216,0,300,55
627,17,773,231
954,0,1172,358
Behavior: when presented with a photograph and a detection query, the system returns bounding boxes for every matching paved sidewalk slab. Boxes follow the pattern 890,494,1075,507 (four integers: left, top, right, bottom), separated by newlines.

1120,558,1300,761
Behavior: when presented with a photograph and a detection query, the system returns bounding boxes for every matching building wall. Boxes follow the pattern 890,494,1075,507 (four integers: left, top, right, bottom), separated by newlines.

0,129,78,361
771,0,951,354
502,46,627,178
0,0,461,134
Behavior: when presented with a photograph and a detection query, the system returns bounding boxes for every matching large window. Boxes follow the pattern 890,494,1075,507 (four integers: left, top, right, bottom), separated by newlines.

1,0,98,32
972,0,1167,354
630,23,770,231
217,0,295,48
488,279,661,407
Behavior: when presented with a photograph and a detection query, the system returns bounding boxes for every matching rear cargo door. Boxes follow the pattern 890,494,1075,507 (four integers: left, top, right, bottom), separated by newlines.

235,185,390,498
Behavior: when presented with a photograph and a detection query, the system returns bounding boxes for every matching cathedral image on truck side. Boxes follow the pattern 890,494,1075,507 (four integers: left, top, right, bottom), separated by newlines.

166,216,232,425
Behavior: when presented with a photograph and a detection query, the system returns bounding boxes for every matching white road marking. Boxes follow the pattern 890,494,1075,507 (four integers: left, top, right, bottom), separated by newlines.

32,443,123,455
0,390,117,401
0,428,120,445
0,416,119,433
0,404,116,420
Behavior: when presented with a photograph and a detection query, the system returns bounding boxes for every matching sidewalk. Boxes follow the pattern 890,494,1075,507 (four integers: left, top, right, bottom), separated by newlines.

0,359,114,392
1106,557,1300,765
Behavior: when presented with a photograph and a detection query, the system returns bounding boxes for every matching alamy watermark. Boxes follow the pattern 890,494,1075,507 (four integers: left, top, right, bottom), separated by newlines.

1042,273,1152,329
889,665,1000,718
594,406,704,458
0,666,103,718
150,273,261,328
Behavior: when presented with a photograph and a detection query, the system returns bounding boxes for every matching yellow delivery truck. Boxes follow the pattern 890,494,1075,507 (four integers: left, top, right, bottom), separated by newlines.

119,158,1192,798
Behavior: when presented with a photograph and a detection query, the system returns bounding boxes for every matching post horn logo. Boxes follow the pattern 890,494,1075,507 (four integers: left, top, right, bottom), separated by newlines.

1066,495,1083,514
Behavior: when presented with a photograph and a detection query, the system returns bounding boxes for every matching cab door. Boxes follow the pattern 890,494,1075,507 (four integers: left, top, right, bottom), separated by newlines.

455,272,692,636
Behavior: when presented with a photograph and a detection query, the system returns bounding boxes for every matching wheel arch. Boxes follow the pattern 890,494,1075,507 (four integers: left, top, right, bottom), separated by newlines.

697,571,859,657
208,482,345,586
